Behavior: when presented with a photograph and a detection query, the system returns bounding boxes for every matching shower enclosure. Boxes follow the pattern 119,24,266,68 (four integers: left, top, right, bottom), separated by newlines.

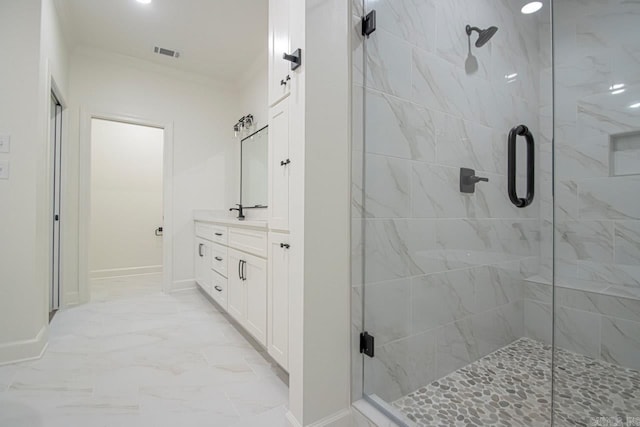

351,0,640,425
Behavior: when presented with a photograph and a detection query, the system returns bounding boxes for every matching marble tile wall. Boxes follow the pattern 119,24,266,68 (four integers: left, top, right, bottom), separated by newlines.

549,0,640,372
551,0,640,300
351,0,549,403
523,279,640,371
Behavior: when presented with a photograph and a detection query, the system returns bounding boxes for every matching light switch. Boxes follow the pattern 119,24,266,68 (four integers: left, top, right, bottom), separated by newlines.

0,134,9,153
0,160,9,179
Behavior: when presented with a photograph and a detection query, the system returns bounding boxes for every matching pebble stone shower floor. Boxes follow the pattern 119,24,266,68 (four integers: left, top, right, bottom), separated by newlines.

393,338,640,427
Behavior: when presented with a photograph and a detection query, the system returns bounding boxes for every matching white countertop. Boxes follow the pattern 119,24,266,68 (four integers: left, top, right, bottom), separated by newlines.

193,210,268,230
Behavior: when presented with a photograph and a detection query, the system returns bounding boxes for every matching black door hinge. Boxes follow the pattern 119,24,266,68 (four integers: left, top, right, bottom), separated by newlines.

362,10,377,37
360,331,375,358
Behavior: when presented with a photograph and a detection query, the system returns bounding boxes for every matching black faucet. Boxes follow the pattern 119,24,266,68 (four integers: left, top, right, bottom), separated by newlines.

229,204,267,221
230,204,245,220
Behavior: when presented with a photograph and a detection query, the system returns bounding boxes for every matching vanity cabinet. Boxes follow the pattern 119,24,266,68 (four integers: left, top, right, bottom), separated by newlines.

268,0,290,106
195,224,228,309
227,248,268,346
268,97,291,232
268,232,290,369
195,238,213,292
195,220,268,347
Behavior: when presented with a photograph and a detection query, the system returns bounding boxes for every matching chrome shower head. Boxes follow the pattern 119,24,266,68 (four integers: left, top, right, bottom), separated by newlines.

466,25,498,48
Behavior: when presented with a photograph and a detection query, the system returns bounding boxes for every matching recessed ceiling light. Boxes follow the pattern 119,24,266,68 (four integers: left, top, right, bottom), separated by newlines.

611,89,626,95
136,0,152,4
609,83,625,90
521,1,543,14
630,102,640,109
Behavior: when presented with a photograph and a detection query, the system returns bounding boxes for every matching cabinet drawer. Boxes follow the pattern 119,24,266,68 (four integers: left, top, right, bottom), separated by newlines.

210,270,228,310
210,225,228,245
195,222,228,245
211,243,228,278
228,227,267,258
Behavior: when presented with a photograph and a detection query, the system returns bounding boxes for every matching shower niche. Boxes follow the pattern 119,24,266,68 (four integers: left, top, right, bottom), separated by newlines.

611,131,640,176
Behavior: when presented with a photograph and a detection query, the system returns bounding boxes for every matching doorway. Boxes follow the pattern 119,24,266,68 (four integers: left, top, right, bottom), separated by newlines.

50,92,63,317
88,118,165,300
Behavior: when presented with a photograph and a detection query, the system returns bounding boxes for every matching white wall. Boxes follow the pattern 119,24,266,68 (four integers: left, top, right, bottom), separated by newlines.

238,51,269,132
287,0,352,425
0,0,69,363
63,48,240,302
89,119,164,278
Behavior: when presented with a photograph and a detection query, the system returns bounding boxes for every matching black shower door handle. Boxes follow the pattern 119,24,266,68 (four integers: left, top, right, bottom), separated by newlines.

507,124,535,208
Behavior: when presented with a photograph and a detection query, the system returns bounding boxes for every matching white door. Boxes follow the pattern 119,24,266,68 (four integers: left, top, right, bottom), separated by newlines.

244,252,268,346
268,98,290,231
227,249,246,324
50,93,63,313
268,232,289,369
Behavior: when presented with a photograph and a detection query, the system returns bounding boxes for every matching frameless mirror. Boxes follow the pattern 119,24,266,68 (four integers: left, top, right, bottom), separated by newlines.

241,125,268,208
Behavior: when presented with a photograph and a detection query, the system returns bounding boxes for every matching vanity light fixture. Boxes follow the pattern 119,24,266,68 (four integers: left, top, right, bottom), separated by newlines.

136,0,152,4
233,114,254,138
521,1,543,14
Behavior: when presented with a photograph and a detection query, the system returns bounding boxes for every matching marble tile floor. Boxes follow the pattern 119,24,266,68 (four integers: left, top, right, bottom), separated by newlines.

0,273,289,427
393,338,640,427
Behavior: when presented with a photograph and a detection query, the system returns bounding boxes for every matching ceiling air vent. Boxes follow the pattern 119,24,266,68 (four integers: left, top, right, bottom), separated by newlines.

154,46,180,58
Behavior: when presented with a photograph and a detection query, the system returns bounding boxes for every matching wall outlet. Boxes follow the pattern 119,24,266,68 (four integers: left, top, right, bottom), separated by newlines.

0,160,9,179
0,134,10,153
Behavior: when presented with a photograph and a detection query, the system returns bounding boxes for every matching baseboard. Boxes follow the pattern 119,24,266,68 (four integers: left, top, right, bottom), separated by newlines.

90,265,163,279
0,325,48,366
286,408,352,427
169,279,196,292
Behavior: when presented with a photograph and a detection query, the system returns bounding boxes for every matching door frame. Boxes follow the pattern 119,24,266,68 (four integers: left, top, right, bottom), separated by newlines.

78,109,174,302
46,67,68,312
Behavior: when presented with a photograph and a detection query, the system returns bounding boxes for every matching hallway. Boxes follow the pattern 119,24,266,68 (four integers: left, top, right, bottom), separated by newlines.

0,274,288,427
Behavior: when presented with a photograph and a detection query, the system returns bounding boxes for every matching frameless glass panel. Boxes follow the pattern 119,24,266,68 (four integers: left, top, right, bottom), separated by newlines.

354,0,553,424
552,0,640,424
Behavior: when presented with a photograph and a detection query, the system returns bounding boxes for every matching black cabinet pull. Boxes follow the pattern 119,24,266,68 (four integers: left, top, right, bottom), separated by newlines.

238,260,243,280
280,158,291,166
508,124,535,208
214,286,223,292
242,260,247,281
215,232,223,237
280,243,290,249
215,256,223,261
198,243,204,257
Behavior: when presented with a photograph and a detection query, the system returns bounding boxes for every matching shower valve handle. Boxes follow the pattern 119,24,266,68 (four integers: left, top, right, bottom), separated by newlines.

460,168,488,193
469,176,489,184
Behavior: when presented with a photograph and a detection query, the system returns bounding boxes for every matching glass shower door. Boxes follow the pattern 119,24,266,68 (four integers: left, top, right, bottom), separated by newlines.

552,0,640,425
353,0,554,425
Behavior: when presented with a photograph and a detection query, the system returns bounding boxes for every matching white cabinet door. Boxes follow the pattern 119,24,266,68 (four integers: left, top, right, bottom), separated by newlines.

268,98,290,232
195,238,212,291
269,0,290,105
227,249,246,324
268,232,290,370
244,252,268,346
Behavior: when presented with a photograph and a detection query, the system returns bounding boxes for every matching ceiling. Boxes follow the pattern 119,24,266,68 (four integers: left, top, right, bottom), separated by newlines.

54,0,268,82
